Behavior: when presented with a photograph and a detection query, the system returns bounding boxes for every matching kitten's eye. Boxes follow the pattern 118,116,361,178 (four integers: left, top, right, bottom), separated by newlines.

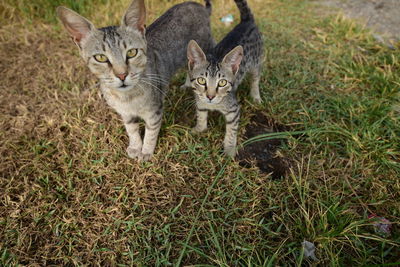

197,77,206,85
94,54,108,63
218,79,227,87
126,49,138,59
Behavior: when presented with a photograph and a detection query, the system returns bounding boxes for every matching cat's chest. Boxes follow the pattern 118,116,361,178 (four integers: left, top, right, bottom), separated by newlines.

102,89,149,117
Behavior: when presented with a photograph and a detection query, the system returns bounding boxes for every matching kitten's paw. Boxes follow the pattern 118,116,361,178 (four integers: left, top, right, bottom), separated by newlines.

191,126,207,134
224,147,236,158
138,153,152,162
253,97,262,104
127,147,142,159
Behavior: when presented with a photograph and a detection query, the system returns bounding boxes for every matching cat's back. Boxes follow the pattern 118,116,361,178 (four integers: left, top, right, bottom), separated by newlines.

214,21,262,62
144,1,213,79
146,2,212,51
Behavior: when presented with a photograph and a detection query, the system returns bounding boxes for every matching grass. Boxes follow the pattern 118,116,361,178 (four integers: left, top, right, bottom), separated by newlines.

0,0,399,265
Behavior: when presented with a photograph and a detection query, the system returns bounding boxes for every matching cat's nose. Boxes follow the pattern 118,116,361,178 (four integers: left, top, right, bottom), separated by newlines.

116,72,128,81
206,94,215,100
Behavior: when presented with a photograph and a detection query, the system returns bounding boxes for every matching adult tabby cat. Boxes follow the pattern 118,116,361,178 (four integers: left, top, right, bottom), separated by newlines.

187,0,263,157
57,0,214,161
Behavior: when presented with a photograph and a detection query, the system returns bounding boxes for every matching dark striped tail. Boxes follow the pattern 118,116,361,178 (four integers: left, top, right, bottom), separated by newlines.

204,0,212,16
234,0,254,22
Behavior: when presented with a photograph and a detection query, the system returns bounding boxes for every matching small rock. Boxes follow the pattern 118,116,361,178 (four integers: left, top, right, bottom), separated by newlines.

368,214,392,236
220,14,234,26
302,240,318,261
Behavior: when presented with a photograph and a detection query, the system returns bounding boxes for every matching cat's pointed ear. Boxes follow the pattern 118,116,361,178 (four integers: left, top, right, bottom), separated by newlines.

122,0,146,35
222,45,243,75
187,40,207,70
57,6,95,46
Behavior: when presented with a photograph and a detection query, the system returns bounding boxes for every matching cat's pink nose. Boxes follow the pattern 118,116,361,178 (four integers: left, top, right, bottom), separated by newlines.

207,94,215,100
116,72,128,81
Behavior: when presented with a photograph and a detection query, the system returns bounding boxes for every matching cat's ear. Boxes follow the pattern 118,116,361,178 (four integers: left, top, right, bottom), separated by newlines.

222,45,243,75
187,40,207,70
57,6,95,46
122,0,146,35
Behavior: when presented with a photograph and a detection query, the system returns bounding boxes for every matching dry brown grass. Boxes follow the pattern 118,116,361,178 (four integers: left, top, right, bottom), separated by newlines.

1,0,399,265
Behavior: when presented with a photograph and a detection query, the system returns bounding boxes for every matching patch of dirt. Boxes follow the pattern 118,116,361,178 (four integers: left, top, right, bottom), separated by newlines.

318,0,400,43
237,112,291,179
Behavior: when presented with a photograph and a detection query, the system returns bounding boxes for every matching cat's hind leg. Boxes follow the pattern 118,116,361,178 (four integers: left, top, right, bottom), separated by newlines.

249,66,262,104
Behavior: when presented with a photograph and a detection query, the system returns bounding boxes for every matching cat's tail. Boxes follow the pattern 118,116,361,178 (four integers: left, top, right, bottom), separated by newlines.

204,0,212,16
234,0,254,22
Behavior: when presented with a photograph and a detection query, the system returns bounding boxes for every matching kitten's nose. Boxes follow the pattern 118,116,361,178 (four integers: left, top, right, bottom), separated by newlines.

206,94,215,100
116,72,128,81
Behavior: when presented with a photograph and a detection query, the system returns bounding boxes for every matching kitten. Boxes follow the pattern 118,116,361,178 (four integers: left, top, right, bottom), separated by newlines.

187,0,263,157
57,0,214,161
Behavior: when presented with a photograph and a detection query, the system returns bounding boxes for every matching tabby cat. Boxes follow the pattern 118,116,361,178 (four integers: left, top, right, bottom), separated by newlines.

57,0,214,161
187,0,263,157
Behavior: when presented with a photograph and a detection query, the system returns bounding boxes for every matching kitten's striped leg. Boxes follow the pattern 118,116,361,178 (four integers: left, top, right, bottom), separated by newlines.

140,110,163,161
223,106,240,157
192,108,208,133
249,67,262,104
124,116,143,159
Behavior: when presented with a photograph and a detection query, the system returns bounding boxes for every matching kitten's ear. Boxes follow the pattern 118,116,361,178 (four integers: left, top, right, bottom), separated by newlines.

122,0,146,35
222,45,243,75
187,40,207,70
57,6,95,46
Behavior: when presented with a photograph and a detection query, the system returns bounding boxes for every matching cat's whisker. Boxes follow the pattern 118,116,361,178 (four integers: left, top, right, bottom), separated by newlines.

141,81,173,104
83,82,100,91
142,79,169,88
142,76,169,86
142,76,169,84
140,80,171,103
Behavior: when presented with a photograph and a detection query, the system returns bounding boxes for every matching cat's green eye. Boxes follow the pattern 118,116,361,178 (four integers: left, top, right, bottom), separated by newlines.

197,77,206,85
218,79,227,87
126,49,138,59
94,54,108,63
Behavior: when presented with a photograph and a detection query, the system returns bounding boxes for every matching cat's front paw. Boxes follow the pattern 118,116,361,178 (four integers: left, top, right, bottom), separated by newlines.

191,125,207,134
224,146,236,158
126,147,142,159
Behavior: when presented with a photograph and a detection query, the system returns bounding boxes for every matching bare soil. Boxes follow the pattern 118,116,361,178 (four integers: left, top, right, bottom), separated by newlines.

237,112,290,179
318,0,400,42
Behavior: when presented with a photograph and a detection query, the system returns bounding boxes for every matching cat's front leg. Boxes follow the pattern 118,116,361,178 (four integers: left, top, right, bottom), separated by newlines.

192,108,208,133
223,106,240,157
123,116,143,159
180,74,192,90
140,110,163,161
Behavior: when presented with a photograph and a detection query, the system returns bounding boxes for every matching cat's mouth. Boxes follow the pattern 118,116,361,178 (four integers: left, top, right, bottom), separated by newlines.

117,82,133,90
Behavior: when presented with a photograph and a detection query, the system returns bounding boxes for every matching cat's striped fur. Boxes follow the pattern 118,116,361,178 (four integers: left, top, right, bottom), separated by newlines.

187,0,263,157
57,0,214,161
